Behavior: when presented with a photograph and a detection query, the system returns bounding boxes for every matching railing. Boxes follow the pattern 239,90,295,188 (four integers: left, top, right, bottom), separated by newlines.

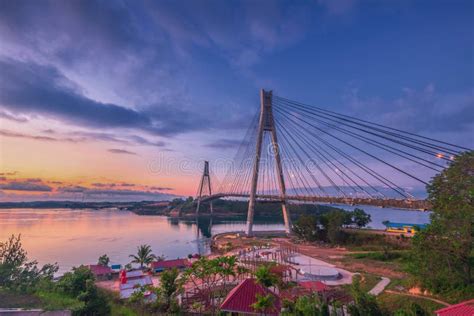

199,193,430,210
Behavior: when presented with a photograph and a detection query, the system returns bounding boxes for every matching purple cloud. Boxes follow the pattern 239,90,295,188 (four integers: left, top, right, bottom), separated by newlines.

0,180,52,192
108,148,137,155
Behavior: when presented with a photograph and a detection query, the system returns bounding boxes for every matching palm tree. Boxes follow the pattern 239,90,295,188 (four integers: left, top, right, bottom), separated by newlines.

255,265,278,288
97,254,110,266
236,265,250,281
251,293,275,315
217,255,237,286
129,244,156,269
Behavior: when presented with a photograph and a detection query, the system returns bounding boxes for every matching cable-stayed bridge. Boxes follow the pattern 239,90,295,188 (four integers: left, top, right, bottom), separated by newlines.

195,89,470,235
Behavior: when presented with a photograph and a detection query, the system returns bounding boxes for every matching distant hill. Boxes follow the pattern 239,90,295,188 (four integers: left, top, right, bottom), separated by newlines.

0,200,167,210
166,197,343,219
0,198,343,220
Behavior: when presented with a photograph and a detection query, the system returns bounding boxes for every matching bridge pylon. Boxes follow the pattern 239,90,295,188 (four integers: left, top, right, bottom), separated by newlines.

196,161,213,214
246,89,291,235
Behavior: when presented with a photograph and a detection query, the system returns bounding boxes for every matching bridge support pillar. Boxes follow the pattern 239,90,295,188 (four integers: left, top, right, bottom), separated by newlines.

246,89,291,236
196,161,213,214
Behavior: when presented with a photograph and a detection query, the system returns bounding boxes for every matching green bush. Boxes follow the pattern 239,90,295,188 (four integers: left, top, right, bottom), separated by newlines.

0,234,58,292
57,266,95,297
351,251,405,262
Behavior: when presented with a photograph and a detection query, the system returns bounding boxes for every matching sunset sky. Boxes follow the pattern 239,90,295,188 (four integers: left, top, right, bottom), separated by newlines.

0,0,473,201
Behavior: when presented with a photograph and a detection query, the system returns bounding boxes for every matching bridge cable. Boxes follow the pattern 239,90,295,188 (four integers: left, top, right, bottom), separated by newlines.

274,95,469,153
274,100,445,171
274,98,457,160
273,106,413,198
275,110,375,198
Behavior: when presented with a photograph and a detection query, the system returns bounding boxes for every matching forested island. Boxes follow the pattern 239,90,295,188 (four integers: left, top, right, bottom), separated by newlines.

0,198,344,220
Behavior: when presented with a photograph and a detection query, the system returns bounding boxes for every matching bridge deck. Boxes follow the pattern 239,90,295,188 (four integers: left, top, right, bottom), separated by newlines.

199,193,430,210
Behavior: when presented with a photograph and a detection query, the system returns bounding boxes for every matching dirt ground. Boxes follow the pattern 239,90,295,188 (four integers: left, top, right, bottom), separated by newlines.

274,238,407,279
213,234,407,279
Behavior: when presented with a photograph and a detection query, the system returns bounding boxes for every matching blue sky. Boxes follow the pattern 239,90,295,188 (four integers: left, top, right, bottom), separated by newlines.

0,0,472,200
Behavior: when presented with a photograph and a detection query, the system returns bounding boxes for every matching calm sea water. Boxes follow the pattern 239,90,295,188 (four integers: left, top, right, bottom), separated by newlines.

0,207,430,274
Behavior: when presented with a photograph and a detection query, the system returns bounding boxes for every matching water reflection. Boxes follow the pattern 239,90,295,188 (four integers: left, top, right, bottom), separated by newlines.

0,206,430,275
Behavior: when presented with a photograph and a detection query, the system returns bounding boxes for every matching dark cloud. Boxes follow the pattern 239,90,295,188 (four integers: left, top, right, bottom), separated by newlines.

121,183,135,187
92,183,116,188
0,1,297,141
0,129,76,142
0,59,152,129
0,171,18,176
57,185,87,193
67,131,166,147
126,135,166,147
0,58,227,138
108,148,137,155
0,180,52,192
0,130,70,142
0,0,470,159
25,178,42,183
0,128,166,149
205,138,243,149
149,186,173,191
0,110,28,123
58,186,173,198
344,85,474,135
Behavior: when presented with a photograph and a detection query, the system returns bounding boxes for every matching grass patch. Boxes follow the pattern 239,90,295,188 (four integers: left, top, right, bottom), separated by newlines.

349,250,409,262
0,288,42,308
110,303,141,316
439,285,474,304
359,273,382,292
35,290,83,311
377,292,444,315
343,230,411,251
0,288,82,311
100,287,140,316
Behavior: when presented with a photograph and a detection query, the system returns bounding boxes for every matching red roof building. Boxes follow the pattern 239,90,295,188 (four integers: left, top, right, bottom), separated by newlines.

88,264,112,276
435,299,474,316
87,265,113,280
299,281,329,292
150,259,190,272
220,278,281,315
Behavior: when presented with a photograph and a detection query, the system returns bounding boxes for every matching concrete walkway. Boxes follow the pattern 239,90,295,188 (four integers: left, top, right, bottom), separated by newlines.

368,277,390,296
240,247,354,286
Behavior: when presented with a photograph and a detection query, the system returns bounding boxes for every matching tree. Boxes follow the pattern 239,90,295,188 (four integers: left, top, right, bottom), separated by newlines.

57,265,96,297
282,294,330,316
393,302,428,316
321,211,348,244
182,256,222,312
255,265,279,288
352,208,371,228
76,279,111,316
55,265,110,315
159,267,181,311
0,234,58,292
216,255,237,287
129,244,157,269
348,276,382,316
251,293,275,315
292,215,320,241
409,151,473,293
97,254,110,267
